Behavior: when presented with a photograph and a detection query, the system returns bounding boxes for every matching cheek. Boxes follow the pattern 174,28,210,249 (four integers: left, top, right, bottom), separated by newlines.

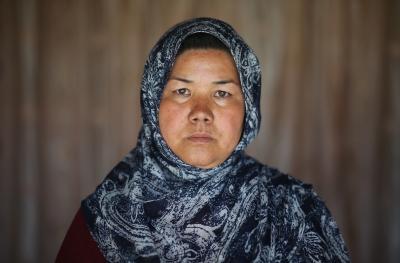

159,102,187,139
217,106,244,141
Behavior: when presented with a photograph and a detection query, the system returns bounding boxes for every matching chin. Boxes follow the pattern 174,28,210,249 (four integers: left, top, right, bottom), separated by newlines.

175,146,229,169
183,158,216,169
181,153,220,169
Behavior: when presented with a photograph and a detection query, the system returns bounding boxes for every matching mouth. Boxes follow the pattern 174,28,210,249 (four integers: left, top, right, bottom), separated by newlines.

187,133,214,144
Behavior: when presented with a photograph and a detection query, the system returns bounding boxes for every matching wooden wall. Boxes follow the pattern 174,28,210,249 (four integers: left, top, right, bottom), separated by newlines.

1,0,399,262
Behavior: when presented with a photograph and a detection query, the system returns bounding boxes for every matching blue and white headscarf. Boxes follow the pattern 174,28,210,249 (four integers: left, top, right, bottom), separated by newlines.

82,17,350,262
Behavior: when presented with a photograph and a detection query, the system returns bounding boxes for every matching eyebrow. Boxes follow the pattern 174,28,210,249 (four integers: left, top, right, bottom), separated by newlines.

212,79,239,85
170,76,239,85
169,77,193,83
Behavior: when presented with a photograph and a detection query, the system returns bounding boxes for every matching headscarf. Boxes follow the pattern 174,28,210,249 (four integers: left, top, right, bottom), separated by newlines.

82,17,349,262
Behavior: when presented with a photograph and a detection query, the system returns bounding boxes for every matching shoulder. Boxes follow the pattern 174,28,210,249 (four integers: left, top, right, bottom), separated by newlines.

244,157,350,262
238,155,330,224
56,208,106,262
241,155,316,206
241,154,314,197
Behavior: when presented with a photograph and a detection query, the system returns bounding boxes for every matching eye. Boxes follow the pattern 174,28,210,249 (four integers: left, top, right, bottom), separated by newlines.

214,90,231,98
174,88,191,97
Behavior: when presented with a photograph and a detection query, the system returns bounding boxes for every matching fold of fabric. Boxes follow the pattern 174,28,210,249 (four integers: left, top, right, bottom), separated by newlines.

82,17,350,262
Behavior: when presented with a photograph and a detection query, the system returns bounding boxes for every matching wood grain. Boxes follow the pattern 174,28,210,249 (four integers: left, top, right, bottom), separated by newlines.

0,0,398,262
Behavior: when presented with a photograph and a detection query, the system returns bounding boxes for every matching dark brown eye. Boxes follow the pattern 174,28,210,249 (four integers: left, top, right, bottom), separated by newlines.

215,90,231,98
174,88,191,96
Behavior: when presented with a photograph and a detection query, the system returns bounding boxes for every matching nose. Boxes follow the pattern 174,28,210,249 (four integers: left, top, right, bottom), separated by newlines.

189,99,214,124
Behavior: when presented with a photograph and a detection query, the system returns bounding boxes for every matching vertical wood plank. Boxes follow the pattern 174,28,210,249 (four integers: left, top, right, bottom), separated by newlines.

15,0,40,261
388,0,400,262
36,0,89,260
0,1,20,262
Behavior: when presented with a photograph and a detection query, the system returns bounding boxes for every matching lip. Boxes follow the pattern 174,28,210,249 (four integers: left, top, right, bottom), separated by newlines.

187,133,214,143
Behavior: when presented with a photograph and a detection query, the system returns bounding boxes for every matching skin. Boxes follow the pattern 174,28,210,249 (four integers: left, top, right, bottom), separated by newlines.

159,49,245,169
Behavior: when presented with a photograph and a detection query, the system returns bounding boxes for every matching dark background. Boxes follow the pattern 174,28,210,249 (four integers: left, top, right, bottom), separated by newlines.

1,0,399,262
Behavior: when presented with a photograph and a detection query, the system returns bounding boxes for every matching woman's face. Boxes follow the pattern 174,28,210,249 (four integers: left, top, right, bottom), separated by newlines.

159,49,245,169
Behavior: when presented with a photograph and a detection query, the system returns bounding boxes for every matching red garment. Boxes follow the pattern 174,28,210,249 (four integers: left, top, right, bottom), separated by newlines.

56,208,106,263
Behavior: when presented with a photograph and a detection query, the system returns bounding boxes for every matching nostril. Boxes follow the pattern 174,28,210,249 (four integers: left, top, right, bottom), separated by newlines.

189,104,213,123
190,115,211,123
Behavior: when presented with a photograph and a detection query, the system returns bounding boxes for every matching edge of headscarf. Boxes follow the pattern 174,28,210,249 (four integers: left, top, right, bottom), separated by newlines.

140,17,261,176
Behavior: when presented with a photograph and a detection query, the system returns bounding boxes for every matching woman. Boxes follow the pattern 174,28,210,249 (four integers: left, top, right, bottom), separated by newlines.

57,17,350,262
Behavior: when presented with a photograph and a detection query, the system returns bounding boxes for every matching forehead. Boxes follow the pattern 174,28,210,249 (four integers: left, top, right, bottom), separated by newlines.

170,49,239,77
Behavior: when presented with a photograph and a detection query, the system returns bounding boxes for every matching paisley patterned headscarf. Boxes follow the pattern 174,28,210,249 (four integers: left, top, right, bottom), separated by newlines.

82,17,350,262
